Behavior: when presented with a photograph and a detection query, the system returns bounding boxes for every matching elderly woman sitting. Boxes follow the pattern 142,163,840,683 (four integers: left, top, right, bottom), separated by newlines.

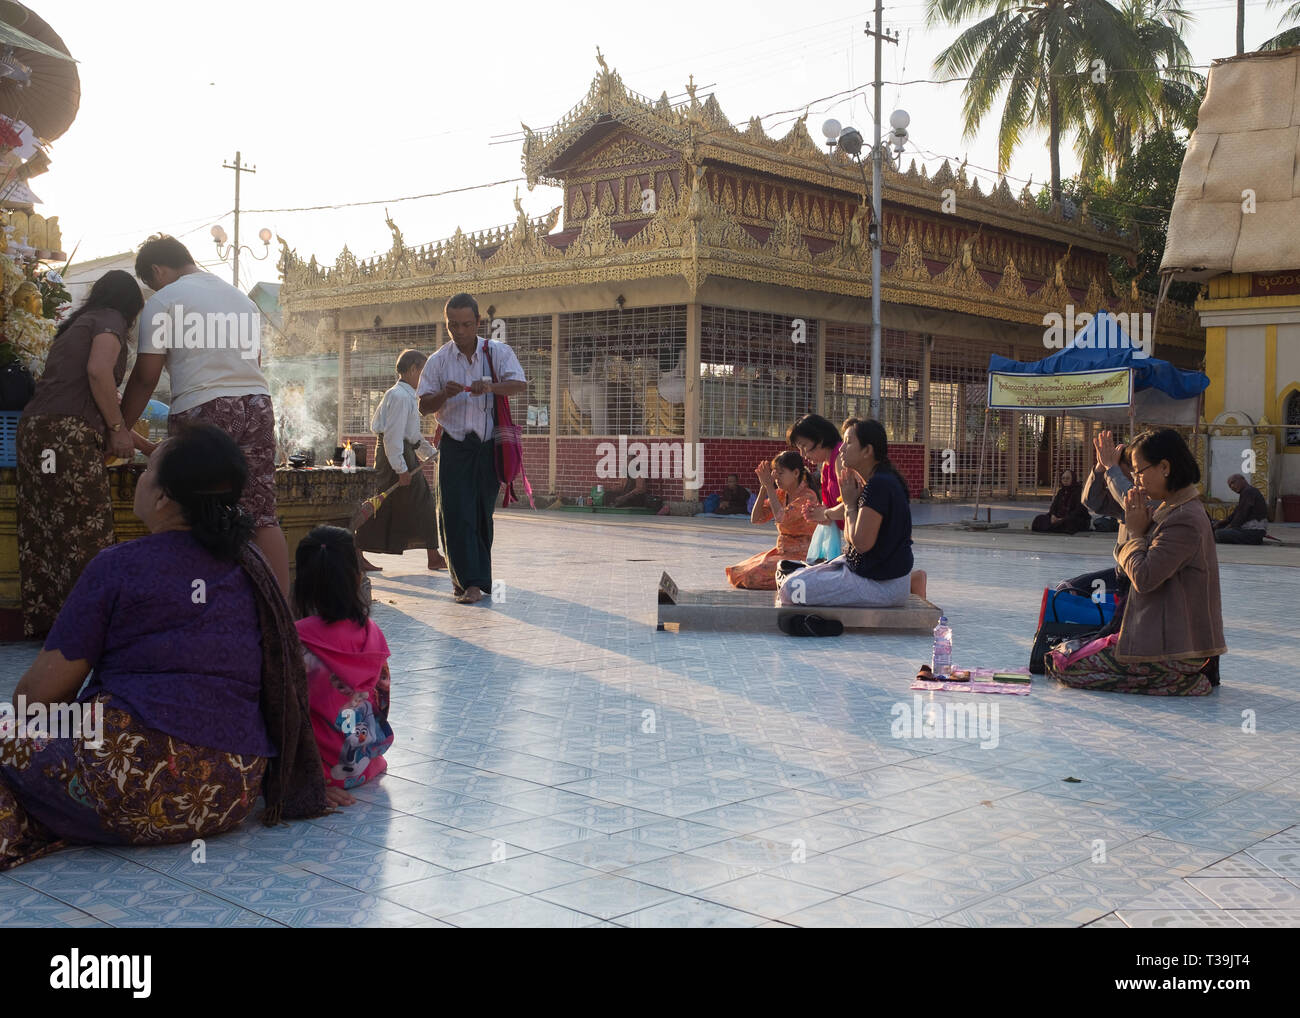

1031,469,1091,534
1046,429,1225,695
0,424,325,870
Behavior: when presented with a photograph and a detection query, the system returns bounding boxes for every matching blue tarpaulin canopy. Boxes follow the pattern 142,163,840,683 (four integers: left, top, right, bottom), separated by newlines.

986,310,1209,425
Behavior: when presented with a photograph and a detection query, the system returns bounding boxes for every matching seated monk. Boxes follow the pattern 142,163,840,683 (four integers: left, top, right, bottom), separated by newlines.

1213,474,1268,545
0,424,327,871
717,473,751,516
725,452,818,590
1047,429,1225,695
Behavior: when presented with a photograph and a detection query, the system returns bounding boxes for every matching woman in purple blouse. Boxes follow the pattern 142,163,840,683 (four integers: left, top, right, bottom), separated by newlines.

0,424,326,870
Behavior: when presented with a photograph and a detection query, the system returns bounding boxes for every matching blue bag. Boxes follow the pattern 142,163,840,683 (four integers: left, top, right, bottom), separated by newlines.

1042,587,1117,626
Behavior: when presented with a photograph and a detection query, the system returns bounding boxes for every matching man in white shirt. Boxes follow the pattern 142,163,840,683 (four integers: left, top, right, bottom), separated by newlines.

416,293,526,604
355,349,446,571
120,234,290,593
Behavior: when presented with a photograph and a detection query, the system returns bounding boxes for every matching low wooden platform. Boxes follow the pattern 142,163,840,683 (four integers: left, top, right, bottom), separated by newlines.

656,572,942,633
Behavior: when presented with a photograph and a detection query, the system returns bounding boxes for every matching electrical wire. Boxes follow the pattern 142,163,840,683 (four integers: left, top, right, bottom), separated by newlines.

241,177,525,215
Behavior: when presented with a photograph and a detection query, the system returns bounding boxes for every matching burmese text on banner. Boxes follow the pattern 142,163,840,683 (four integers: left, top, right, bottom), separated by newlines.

987,368,1133,411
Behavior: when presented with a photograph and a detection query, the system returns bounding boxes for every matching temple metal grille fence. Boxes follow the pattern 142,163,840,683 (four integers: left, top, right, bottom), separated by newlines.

824,324,924,442
333,306,1113,498
558,305,687,436
700,307,816,439
495,315,551,436
341,323,439,436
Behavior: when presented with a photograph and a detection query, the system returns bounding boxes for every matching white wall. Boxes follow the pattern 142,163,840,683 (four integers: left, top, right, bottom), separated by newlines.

63,253,136,307
1223,324,1266,421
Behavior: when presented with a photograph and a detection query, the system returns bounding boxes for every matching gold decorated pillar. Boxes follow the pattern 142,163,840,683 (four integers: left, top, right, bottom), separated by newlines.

921,334,932,497
550,312,560,493
686,301,702,497
814,318,826,415
1008,411,1020,498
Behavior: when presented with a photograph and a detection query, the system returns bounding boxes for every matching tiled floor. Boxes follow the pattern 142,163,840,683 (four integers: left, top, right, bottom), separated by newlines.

1,512,1298,927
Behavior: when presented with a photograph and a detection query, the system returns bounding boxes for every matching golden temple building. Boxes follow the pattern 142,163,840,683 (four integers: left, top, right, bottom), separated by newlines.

278,58,1204,502
1163,46,1300,520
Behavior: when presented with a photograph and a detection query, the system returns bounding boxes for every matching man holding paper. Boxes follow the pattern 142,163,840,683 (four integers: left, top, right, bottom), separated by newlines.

417,294,527,604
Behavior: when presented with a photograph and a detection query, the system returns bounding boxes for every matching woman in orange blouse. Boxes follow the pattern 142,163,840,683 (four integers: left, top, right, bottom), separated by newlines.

726,450,819,590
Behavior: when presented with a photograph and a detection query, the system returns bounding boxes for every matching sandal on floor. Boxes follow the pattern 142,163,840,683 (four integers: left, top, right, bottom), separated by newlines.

916,664,935,680
779,614,844,638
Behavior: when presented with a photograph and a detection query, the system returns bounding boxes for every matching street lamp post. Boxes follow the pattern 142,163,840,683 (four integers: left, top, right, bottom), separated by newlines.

211,223,273,288
216,151,271,288
823,110,910,423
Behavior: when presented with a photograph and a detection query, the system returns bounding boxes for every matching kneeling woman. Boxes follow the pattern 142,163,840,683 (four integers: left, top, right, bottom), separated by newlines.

777,418,917,607
725,451,819,589
1047,429,1225,695
0,424,326,870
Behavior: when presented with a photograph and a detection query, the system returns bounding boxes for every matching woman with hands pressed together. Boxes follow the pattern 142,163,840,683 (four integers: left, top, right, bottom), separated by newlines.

1046,428,1225,695
776,418,925,606
788,414,844,562
725,451,818,590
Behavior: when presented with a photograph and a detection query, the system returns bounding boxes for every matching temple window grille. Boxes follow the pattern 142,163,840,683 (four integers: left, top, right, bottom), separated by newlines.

341,324,440,436
558,305,687,436
824,325,923,443
1287,390,1300,446
700,307,816,438
491,315,551,436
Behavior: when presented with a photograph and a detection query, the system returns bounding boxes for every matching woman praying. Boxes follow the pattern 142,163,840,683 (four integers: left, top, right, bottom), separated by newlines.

778,418,925,607
1046,429,1225,695
725,451,818,590
788,414,844,562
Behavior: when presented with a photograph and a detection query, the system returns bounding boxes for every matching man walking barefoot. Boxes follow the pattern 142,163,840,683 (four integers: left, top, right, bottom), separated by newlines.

417,294,526,604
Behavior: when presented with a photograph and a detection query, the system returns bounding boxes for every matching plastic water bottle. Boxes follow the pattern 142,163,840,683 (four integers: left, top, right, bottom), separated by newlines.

931,616,953,676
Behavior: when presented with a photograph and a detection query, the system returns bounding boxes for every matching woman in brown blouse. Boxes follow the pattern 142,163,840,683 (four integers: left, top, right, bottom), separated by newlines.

17,270,145,638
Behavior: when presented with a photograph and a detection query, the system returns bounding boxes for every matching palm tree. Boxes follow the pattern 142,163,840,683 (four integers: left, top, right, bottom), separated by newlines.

926,0,1147,202
1067,0,1201,178
1260,0,1300,49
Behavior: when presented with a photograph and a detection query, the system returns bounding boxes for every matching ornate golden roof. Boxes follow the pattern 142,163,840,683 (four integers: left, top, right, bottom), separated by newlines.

277,55,1202,346
522,58,1137,256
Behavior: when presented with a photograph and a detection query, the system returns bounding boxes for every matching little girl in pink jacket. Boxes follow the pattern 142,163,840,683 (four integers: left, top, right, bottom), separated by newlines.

292,526,394,807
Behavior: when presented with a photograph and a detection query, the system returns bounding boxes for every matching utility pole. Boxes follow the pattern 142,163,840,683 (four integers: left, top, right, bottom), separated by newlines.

221,151,256,288
865,4,899,422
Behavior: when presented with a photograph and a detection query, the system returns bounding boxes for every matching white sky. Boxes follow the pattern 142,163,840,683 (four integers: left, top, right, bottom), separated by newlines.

36,0,1270,290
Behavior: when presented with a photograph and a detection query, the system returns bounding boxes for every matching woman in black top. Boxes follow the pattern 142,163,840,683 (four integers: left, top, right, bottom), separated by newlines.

1031,469,1091,534
777,418,922,607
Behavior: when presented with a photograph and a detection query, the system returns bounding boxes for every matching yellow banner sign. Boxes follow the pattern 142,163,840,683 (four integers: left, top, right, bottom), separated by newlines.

988,368,1133,410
